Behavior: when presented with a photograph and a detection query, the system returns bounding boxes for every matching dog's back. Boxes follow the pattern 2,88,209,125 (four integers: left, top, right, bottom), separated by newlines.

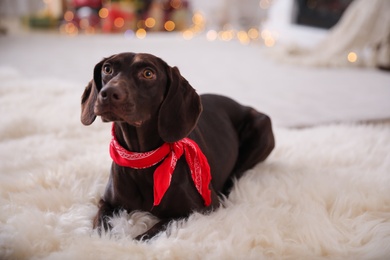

191,94,275,195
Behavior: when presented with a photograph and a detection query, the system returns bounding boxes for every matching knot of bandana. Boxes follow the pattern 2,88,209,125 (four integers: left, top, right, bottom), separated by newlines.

109,124,212,206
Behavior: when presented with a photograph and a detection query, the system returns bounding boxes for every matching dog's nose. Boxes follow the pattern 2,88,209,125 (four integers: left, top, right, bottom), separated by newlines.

100,86,125,103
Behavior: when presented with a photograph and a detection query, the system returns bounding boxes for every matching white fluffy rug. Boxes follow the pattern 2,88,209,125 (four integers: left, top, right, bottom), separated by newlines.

1,70,390,259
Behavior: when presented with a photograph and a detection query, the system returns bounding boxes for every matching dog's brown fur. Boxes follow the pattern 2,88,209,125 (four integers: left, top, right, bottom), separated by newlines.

81,52,275,239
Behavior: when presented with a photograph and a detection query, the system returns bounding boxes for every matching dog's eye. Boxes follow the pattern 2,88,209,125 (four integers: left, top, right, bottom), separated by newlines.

102,64,112,75
142,69,154,79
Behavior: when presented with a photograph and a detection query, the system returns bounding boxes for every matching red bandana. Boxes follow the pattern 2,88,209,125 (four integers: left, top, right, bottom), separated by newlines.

109,124,212,207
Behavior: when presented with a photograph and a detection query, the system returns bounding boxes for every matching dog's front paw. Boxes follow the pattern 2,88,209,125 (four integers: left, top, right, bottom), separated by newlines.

135,232,153,241
93,199,114,234
93,213,112,234
134,219,171,241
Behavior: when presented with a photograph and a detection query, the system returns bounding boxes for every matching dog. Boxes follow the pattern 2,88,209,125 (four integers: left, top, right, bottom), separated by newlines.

81,52,275,240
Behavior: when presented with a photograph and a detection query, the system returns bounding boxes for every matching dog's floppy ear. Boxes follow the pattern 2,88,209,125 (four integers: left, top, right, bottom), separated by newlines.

80,59,105,125
158,66,202,143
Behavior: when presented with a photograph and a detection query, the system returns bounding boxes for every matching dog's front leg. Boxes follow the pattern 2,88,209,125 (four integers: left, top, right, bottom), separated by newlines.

93,199,115,233
135,219,173,241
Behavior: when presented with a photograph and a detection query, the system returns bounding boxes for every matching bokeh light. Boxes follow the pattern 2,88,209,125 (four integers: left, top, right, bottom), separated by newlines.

170,0,182,9
347,52,358,63
145,17,156,28
182,30,194,40
164,21,175,31
192,12,205,26
98,8,109,19
136,28,147,39
64,11,74,22
259,0,272,9
60,22,78,36
237,31,250,45
56,0,278,46
206,30,218,41
248,28,259,39
114,17,125,28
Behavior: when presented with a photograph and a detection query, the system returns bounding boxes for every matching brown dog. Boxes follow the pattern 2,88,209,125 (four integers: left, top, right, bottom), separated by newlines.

81,52,274,240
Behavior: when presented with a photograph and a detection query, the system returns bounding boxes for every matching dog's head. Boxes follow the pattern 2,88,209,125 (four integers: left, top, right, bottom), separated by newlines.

81,52,202,142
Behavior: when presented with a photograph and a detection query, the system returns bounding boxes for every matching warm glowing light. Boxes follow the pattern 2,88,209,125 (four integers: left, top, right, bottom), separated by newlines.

66,23,77,34
192,12,204,26
60,22,78,36
145,17,156,28
114,17,125,28
164,21,175,31
170,0,182,9
136,28,147,39
248,28,259,39
182,30,194,40
264,36,275,47
259,0,272,9
206,30,217,41
219,30,234,41
191,25,203,33
347,52,358,63
64,11,74,22
98,8,109,19
237,31,250,45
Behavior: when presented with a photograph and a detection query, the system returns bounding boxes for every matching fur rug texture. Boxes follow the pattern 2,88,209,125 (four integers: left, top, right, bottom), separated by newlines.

1,69,390,260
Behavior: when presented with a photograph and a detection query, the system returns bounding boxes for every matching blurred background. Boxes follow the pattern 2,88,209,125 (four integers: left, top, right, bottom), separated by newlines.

2,3,390,259
0,0,353,41
0,0,389,128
